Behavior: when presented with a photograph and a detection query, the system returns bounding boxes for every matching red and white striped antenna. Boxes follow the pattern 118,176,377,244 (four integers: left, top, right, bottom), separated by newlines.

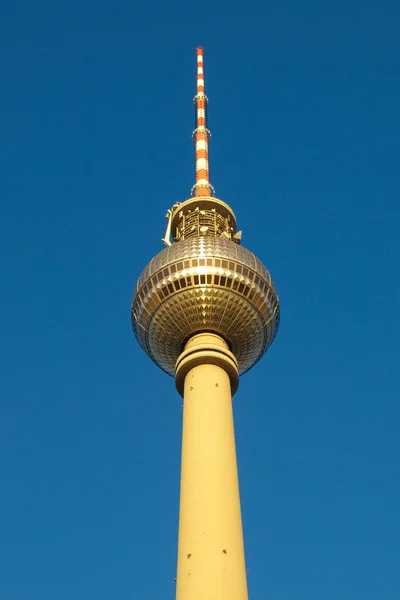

191,47,214,197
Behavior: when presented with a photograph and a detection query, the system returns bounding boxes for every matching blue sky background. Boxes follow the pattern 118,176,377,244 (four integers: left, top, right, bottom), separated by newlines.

1,0,399,598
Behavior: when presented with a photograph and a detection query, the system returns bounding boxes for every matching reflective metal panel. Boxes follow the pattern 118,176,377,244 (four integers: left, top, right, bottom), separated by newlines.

132,238,280,377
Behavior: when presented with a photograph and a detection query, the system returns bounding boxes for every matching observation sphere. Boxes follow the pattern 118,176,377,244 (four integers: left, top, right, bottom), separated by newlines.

132,237,280,376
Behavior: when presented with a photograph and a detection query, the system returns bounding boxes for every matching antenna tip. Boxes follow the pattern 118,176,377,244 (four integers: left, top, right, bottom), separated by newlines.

196,46,204,55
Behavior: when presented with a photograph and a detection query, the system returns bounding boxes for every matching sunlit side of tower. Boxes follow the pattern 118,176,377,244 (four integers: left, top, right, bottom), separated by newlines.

131,47,280,600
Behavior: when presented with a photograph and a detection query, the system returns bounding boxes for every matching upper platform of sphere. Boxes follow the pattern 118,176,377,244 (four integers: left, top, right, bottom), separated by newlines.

132,237,280,377
170,196,238,240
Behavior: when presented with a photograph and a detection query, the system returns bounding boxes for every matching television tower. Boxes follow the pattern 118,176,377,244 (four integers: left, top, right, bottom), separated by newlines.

131,47,280,600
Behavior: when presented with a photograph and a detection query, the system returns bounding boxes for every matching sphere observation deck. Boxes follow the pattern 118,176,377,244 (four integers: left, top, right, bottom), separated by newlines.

131,202,280,377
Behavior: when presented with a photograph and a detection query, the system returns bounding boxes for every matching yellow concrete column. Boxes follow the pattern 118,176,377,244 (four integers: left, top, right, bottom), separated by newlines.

175,333,248,600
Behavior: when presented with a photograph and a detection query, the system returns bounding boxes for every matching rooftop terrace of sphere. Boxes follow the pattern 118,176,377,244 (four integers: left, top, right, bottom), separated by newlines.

169,196,242,243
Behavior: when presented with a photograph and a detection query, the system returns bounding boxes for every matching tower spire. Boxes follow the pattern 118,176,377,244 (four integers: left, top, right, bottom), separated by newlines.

192,46,214,197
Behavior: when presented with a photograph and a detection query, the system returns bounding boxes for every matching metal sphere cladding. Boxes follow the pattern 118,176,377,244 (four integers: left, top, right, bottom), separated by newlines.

132,231,280,377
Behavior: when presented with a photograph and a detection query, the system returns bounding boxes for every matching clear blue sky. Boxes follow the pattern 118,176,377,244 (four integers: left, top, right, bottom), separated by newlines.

1,0,399,598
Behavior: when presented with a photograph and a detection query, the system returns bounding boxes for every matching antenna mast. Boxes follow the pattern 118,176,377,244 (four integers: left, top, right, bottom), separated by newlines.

192,47,214,197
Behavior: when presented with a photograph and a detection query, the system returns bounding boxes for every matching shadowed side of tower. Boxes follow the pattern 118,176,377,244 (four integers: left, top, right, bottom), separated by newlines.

131,47,280,600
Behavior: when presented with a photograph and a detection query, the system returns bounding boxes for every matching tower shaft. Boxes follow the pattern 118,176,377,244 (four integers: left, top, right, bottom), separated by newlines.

175,334,248,600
